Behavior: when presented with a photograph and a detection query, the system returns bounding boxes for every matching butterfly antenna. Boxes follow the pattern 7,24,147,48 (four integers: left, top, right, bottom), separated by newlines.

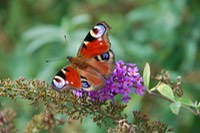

46,35,71,63
64,35,71,56
46,57,66,63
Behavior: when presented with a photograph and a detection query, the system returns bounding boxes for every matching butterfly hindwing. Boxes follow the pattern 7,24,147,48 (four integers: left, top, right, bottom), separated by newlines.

78,67,106,91
86,49,115,79
52,64,106,91
52,65,82,90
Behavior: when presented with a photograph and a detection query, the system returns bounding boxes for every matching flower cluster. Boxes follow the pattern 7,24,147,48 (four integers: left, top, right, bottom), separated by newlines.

73,60,146,103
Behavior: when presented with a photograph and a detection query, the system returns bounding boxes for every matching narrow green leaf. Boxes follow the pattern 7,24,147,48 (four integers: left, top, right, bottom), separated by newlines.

197,102,200,108
176,97,193,106
193,100,199,108
149,87,156,92
157,84,175,101
170,102,181,115
143,63,150,90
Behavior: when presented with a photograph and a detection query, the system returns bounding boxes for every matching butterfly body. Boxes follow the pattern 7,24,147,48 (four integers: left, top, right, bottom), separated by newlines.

67,56,88,69
52,22,115,91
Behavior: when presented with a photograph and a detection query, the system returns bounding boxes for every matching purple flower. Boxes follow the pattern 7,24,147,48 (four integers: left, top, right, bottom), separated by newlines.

133,75,143,84
111,83,120,93
87,91,100,101
134,84,146,96
73,89,83,97
127,66,139,77
122,95,131,103
99,91,113,101
120,87,132,96
73,60,146,103
122,76,134,87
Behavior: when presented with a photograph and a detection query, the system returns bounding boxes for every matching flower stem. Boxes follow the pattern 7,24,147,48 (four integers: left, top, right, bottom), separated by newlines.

148,91,200,117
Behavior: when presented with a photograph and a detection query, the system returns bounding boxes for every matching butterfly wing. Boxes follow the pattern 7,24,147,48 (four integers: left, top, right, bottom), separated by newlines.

77,21,111,58
77,22,115,78
52,65,82,90
52,64,105,91
85,49,115,79
52,22,115,91
77,67,106,91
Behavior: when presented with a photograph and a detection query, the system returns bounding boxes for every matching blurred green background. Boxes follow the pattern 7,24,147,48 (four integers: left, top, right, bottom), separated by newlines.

0,0,200,132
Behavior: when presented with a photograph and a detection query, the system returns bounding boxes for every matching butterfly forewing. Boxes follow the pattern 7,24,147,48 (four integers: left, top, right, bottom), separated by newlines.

77,22,111,58
77,21,115,78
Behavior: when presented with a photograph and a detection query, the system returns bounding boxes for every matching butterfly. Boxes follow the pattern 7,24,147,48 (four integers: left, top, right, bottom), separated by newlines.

52,21,115,91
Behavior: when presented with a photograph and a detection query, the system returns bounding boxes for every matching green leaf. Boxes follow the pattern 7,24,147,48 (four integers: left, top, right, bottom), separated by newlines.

198,102,200,108
170,102,181,115
149,87,156,92
193,100,199,108
157,84,175,101
176,97,193,106
143,63,150,90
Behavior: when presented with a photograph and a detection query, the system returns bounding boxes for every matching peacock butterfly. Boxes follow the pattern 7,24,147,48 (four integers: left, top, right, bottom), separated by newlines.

52,21,115,91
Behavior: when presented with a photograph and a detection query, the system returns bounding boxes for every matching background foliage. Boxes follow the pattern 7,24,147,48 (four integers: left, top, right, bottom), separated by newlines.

0,0,200,132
